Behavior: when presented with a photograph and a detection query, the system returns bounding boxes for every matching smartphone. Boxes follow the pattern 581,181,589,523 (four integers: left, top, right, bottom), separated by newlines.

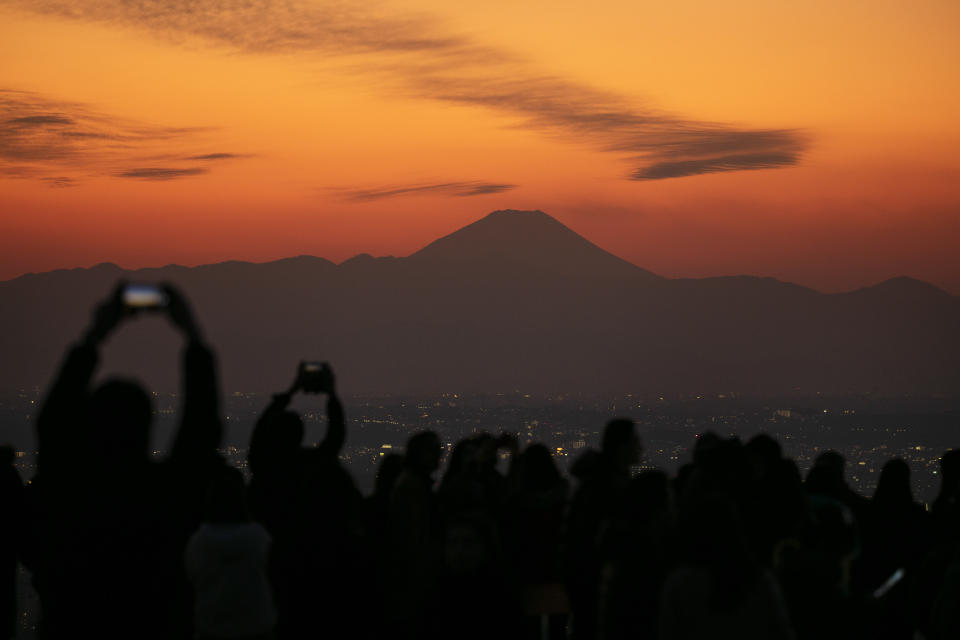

300,361,331,393
123,283,168,310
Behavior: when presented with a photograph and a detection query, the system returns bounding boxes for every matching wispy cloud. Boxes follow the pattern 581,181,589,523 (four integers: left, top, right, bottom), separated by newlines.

409,74,806,180
6,0,485,58
631,152,800,181
39,175,77,188
0,88,245,184
116,167,208,180
458,183,514,196
187,152,244,161
5,0,808,181
7,114,74,126
339,181,516,201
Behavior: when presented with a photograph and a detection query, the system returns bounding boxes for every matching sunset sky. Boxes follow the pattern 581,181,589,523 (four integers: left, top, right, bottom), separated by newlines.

2,0,958,292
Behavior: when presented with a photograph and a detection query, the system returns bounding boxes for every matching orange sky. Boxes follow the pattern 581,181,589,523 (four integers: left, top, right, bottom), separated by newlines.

1,0,959,292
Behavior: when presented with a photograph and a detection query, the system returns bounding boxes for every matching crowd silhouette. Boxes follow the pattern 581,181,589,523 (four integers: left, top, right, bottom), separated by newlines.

3,284,960,639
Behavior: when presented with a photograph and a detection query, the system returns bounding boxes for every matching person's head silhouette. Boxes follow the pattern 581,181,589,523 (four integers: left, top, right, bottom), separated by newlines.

374,452,404,497
602,418,641,471
874,458,912,505
940,449,960,490
518,443,561,490
90,378,152,463
405,431,442,477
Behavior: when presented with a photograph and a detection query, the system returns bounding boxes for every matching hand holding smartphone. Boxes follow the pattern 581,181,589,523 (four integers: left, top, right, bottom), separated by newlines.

122,283,169,311
299,361,334,394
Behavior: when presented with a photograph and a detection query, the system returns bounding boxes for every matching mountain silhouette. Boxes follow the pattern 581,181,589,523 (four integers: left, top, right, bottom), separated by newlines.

409,209,661,280
0,210,957,398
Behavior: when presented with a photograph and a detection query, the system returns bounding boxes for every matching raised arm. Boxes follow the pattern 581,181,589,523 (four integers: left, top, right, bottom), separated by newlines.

317,372,345,459
248,362,345,473
36,286,126,472
164,285,223,463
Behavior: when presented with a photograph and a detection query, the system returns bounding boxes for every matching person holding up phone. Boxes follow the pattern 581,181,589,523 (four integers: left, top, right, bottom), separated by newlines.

23,281,225,640
247,361,344,476
246,361,361,640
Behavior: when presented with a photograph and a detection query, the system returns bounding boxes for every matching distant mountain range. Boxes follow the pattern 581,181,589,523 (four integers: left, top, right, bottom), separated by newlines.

2,209,958,395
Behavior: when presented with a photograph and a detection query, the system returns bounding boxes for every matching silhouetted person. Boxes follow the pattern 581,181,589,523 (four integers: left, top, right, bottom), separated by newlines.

757,457,810,561
439,432,514,521
856,459,930,639
659,496,794,640
805,451,870,527
565,418,640,640
246,361,361,640
363,452,404,637
777,488,863,640
745,433,782,476
22,283,224,639
501,444,570,640
387,430,442,639
0,446,23,640
682,434,752,510
366,452,405,544
598,470,673,640
927,543,960,640
804,450,873,598
865,459,928,583
932,449,960,544
185,467,276,640
743,434,805,566
424,514,523,640
911,449,960,639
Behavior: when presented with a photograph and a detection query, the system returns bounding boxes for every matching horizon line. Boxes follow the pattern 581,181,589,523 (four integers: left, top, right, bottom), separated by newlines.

0,210,953,296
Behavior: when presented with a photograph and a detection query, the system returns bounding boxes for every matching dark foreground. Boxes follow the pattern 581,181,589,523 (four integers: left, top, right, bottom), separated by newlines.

2,285,959,640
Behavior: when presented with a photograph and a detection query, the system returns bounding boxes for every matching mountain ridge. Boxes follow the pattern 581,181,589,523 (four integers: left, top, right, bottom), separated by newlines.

0,209,957,395
2,210,951,297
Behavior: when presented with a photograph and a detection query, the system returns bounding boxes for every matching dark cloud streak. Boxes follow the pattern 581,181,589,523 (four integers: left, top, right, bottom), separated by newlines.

456,183,514,196
39,176,77,188
413,75,807,178
0,88,247,184
187,152,241,160
341,181,516,201
116,167,208,180
5,0,809,180
7,114,74,126
631,152,802,181
8,0,488,59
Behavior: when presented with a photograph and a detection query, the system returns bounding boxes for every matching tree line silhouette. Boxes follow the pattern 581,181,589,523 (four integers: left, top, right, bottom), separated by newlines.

2,284,959,639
